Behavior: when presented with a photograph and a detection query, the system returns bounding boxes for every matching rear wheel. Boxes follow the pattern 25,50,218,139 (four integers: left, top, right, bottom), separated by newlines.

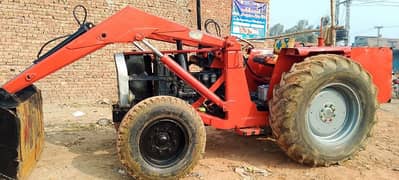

117,96,206,179
269,54,378,166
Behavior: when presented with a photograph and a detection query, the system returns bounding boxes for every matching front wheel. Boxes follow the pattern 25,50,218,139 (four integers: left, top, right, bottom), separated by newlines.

117,96,206,179
269,54,378,166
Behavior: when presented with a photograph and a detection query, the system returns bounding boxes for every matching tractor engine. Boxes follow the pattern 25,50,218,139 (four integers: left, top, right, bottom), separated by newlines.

112,51,223,124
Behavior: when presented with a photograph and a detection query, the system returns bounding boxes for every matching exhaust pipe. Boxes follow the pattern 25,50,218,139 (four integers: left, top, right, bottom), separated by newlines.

0,86,44,179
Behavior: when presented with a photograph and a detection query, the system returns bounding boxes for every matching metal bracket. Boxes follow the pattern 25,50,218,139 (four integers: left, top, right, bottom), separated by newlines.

0,85,38,109
114,53,131,107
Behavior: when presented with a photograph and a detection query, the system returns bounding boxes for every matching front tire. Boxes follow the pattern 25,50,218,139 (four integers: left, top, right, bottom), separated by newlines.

269,54,378,166
117,96,206,179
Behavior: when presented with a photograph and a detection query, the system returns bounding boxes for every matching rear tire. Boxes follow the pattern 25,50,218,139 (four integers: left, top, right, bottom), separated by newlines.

117,96,206,179
269,54,378,166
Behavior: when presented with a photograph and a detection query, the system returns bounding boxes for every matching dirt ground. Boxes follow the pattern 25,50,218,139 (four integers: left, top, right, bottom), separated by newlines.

28,100,399,180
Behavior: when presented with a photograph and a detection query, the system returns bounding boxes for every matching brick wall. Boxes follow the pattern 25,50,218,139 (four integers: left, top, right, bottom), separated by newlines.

0,0,265,104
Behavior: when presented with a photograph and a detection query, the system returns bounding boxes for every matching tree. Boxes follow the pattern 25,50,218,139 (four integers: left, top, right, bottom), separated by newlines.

321,15,331,27
285,20,316,43
269,19,322,43
269,23,284,36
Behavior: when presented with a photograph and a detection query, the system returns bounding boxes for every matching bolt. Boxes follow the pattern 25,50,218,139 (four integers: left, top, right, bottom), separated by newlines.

159,135,168,142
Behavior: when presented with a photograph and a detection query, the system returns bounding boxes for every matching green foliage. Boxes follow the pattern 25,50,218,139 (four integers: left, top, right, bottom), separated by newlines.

284,20,316,43
270,23,284,36
269,18,330,43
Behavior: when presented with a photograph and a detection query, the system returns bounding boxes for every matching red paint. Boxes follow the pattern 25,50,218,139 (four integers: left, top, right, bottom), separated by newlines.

267,49,304,99
0,6,392,135
2,6,225,94
350,47,392,103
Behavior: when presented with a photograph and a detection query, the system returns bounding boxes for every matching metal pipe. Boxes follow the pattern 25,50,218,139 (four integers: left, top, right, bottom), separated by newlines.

158,55,224,107
133,41,145,51
176,40,188,70
246,27,344,41
141,40,163,57
196,0,202,30
141,40,224,107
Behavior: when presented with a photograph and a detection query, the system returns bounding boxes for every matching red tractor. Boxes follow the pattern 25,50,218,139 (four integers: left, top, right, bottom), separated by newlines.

0,5,392,179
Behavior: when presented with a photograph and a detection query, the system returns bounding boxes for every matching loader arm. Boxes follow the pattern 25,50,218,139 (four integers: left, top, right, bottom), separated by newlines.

1,6,226,107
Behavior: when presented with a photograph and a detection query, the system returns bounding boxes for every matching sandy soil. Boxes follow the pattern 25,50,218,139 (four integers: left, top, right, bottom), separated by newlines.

28,100,399,180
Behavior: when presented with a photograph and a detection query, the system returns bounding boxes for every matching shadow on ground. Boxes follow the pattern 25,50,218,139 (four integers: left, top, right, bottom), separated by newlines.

30,101,399,179
43,124,307,179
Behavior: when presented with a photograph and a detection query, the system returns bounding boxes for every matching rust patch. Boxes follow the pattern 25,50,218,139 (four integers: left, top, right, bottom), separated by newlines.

16,89,44,180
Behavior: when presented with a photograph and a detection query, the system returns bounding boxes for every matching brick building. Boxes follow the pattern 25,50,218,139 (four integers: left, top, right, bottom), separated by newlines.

0,0,268,104
354,36,399,48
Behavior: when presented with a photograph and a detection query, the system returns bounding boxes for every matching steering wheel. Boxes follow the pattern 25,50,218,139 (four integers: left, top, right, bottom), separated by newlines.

237,38,255,58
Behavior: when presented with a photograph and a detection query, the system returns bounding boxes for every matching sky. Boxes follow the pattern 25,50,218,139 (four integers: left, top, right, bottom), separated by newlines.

268,0,399,43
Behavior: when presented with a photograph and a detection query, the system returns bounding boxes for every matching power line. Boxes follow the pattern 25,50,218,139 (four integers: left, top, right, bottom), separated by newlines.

385,25,399,28
352,0,399,6
353,3,399,6
353,25,399,35
353,0,399,3
352,2,399,6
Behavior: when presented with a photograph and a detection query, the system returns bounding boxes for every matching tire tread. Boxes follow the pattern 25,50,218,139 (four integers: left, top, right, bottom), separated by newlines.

269,54,378,166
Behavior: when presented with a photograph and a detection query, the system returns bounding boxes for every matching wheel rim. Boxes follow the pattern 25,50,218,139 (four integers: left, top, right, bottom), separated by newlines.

307,83,361,144
138,119,189,168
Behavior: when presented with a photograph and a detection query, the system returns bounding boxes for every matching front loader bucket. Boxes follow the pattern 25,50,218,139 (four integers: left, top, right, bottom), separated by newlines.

0,89,44,179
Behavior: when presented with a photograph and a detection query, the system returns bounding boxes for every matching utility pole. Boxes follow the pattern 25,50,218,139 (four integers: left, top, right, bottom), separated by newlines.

345,0,351,46
331,0,336,46
375,26,383,47
336,0,340,25
336,0,352,45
